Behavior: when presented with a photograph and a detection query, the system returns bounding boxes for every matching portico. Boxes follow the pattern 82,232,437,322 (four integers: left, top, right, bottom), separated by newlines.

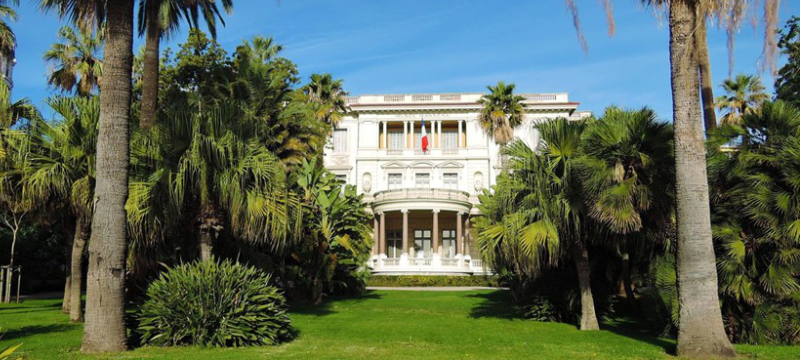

367,188,484,275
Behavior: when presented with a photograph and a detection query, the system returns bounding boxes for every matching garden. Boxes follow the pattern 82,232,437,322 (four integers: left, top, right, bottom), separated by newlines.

0,1,800,359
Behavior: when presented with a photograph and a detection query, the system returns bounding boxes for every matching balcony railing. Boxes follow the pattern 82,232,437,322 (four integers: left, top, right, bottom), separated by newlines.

441,258,458,266
373,188,471,203
384,258,400,266
409,258,433,266
383,148,461,156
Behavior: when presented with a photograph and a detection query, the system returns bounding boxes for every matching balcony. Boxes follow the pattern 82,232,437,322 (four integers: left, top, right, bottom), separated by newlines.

382,148,462,156
345,92,570,106
373,188,470,203
368,256,491,275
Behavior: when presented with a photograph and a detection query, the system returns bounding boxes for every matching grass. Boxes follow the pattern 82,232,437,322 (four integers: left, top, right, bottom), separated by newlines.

1,290,799,359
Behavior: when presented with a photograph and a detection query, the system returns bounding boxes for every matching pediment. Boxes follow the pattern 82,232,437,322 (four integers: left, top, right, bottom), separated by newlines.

437,161,464,169
381,161,407,169
409,161,435,168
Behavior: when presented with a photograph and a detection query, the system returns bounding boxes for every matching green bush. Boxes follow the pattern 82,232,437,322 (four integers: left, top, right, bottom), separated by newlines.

137,259,292,347
368,275,499,287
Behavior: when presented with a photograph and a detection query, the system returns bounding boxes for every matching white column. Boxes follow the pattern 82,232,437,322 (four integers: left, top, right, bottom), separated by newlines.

432,209,441,267
438,121,443,148
400,209,410,266
382,121,388,149
409,120,415,148
458,120,463,148
456,211,464,267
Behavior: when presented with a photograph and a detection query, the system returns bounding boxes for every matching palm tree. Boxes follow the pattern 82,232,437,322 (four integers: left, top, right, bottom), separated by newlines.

138,0,233,129
716,74,769,125
580,107,675,307
43,25,103,97
476,118,601,331
127,101,302,263
0,0,18,58
563,0,785,355
707,100,800,343
477,81,526,147
39,0,134,353
0,81,37,160
300,73,349,129
22,96,98,322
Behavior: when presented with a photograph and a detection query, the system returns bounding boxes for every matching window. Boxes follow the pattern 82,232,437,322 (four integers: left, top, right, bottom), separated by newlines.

388,174,403,189
443,173,458,189
333,129,348,153
414,229,432,258
386,230,402,258
442,130,458,149
442,229,457,258
335,174,347,183
388,130,404,149
415,173,430,188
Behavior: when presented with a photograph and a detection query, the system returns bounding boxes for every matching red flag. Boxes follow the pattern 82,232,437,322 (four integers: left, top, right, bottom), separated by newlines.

421,119,429,153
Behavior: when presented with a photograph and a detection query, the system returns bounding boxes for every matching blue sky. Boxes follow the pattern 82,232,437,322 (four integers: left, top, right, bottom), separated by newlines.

11,0,800,119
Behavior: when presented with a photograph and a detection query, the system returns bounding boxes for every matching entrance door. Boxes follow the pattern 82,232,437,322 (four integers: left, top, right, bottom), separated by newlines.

386,230,402,258
442,229,456,258
414,229,432,258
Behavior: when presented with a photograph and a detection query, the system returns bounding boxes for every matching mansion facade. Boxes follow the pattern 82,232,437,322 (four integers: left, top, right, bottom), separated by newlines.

323,92,588,275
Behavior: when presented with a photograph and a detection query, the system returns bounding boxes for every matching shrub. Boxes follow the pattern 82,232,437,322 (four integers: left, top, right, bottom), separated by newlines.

368,275,499,287
137,259,292,347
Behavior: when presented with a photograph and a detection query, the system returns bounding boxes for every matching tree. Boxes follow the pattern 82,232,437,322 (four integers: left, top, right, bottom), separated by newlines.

580,107,675,308
43,26,103,97
707,100,800,344
22,96,98,322
564,0,784,355
0,0,18,58
299,73,349,130
775,16,800,108
716,74,769,125
138,0,232,129
477,81,526,147
127,101,302,263
476,118,601,331
40,0,135,353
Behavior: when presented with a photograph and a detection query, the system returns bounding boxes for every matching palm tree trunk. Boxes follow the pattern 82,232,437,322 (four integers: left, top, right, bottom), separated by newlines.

572,242,599,331
620,239,636,309
62,221,75,313
668,1,735,358
5,228,18,303
81,0,134,353
696,18,717,134
198,206,223,262
70,218,89,323
139,3,161,130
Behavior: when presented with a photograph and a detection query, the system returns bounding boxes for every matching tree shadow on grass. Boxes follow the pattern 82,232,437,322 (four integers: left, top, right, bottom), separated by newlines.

468,290,522,320
289,291,383,317
2,324,79,341
601,318,676,355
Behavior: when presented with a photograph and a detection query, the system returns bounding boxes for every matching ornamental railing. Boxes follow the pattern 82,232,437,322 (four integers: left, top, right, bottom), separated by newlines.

441,258,458,266
373,188,471,203
384,258,400,266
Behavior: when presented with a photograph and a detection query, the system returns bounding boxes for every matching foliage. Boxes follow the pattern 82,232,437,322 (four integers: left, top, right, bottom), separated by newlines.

477,81,526,146
277,158,372,303
775,16,800,108
297,73,349,129
137,259,291,347
368,275,499,288
716,74,769,126
43,26,103,97
0,0,18,57
706,100,800,344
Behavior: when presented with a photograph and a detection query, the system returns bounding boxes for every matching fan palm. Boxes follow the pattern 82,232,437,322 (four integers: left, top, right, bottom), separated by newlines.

138,0,233,129
299,73,349,129
22,96,98,322
127,100,302,263
476,118,601,330
580,107,675,306
716,74,769,125
708,100,800,344
0,0,18,57
477,81,526,147
0,81,37,160
44,26,103,97
39,0,134,352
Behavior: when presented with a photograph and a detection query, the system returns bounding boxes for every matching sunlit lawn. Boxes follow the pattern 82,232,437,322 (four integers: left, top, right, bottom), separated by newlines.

2,290,799,359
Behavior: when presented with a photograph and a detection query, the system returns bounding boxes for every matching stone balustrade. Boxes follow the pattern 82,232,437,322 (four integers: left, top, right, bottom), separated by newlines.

373,188,471,203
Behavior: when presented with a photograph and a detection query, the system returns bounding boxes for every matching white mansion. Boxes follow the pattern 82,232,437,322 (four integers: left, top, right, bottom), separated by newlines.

323,92,588,275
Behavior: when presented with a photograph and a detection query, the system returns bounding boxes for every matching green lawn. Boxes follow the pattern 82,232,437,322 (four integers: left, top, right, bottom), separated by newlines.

2,290,799,359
